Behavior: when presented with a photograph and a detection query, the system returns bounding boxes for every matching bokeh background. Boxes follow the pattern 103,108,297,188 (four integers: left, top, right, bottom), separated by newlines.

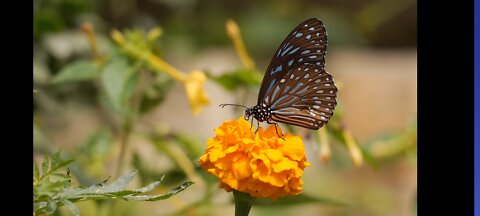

34,0,417,215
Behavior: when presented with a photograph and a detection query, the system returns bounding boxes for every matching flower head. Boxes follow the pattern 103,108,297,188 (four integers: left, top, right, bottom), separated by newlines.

182,70,210,115
199,117,310,200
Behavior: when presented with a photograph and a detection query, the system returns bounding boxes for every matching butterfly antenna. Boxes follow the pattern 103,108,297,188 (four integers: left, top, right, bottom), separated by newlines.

219,103,248,109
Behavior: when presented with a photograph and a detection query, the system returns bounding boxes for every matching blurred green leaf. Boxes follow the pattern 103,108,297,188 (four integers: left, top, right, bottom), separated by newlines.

61,200,80,216
41,155,51,177
79,129,112,158
51,60,99,84
34,9,65,39
171,133,202,158
101,57,138,112
45,201,57,215
254,193,348,206
139,78,174,114
207,68,262,91
360,146,379,169
34,162,40,182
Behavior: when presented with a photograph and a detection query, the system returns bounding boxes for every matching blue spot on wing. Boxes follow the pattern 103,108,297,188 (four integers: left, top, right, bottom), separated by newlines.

271,65,283,74
301,50,311,55
265,79,276,98
289,82,304,93
288,47,300,55
281,45,294,57
272,86,280,101
288,60,294,66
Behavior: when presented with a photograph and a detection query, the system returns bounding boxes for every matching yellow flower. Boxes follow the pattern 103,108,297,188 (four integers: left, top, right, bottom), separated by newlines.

182,70,210,115
199,117,310,200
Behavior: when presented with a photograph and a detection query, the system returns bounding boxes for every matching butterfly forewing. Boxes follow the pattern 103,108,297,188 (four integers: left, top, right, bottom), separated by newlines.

257,18,328,105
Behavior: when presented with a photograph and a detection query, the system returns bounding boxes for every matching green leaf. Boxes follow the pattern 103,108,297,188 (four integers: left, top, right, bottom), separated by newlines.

207,69,262,91
61,200,80,216
34,162,40,181
139,78,173,114
133,176,165,193
360,146,379,169
101,57,137,111
254,193,348,206
124,181,194,201
41,155,50,176
45,201,57,215
79,129,112,158
101,170,137,192
51,60,99,84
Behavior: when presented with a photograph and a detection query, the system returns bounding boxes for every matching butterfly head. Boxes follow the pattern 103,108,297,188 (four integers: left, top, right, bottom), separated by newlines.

244,108,253,121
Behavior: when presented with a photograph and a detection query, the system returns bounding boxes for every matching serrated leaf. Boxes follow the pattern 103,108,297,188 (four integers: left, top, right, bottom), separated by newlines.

56,159,74,170
254,193,348,206
133,175,165,193
41,155,50,176
124,181,194,201
100,170,137,192
101,58,137,111
61,200,80,216
34,162,40,181
52,60,99,84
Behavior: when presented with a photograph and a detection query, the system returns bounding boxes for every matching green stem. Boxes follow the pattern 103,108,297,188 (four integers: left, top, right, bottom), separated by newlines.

233,190,255,216
115,118,132,177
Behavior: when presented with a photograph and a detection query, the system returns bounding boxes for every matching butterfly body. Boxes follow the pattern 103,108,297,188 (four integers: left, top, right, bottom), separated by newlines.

223,18,337,132
244,104,271,122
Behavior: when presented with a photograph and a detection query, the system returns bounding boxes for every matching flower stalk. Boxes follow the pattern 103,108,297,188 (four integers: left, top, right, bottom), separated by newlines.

343,129,363,167
111,29,209,114
81,23,104,63
233,190,255,216
318,127,331,163
226,19,255,70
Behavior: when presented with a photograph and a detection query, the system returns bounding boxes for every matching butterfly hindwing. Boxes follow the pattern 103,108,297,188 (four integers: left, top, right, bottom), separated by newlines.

266,64,337,129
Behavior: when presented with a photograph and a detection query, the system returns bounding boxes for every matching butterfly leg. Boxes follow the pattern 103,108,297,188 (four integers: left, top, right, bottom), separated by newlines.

267,120,285,140
250,117,254,131
254,120,260,134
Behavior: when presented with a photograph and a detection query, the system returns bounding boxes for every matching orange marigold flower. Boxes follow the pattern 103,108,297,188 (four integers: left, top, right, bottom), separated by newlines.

198,117,311,200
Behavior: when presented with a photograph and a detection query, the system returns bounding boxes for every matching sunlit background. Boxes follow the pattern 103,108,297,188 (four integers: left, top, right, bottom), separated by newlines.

34,0,417,215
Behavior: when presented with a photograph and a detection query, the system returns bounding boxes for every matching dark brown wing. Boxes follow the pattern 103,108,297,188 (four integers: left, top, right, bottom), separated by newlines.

268,64,337,129
257,18,328,105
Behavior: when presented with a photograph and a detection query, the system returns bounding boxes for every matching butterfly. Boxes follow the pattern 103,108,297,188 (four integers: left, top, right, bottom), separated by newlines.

221,18,337,134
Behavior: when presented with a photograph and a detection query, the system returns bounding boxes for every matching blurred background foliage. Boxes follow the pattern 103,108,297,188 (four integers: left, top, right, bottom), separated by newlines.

34,0,416,215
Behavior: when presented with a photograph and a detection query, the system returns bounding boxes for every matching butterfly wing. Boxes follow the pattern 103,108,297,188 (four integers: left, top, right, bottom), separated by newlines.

257,18,328,105
267,64,337,129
